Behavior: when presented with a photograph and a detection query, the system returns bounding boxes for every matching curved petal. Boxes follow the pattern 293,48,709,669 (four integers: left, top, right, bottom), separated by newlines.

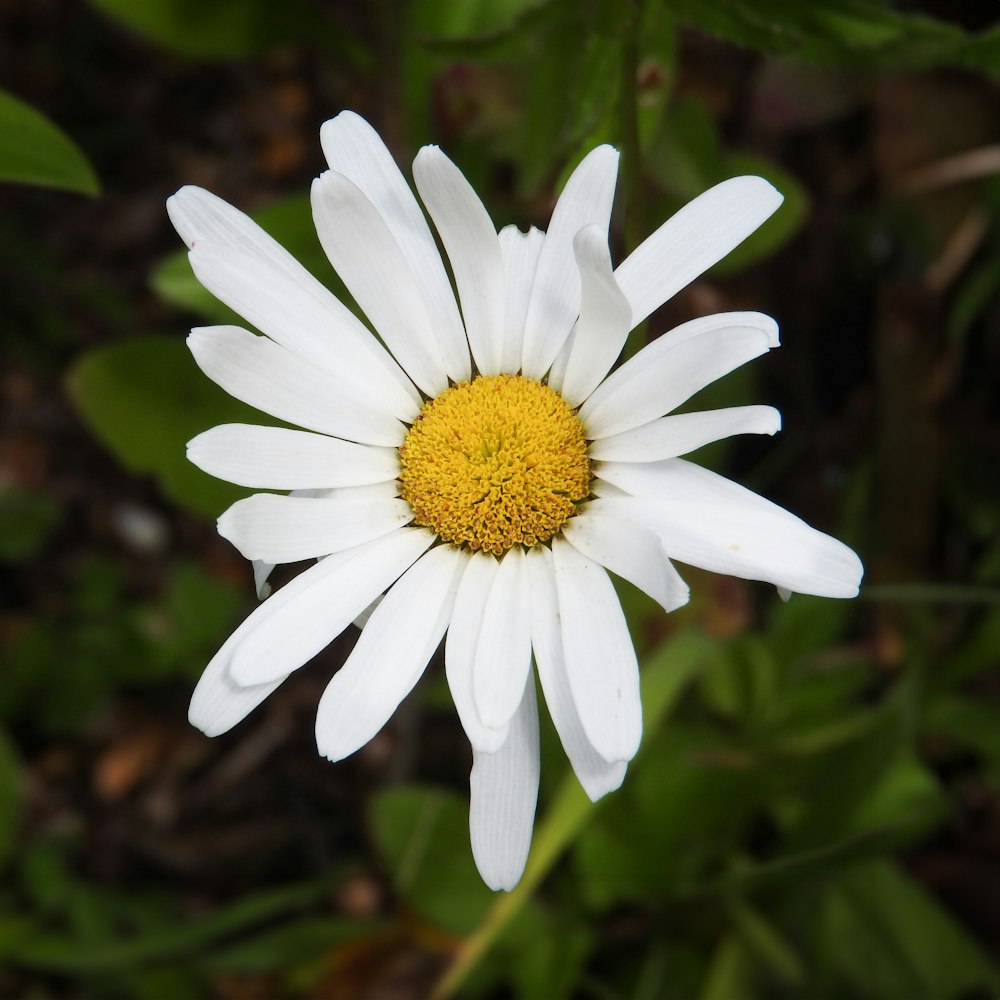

585,459,864,597
188,326,406,447
470,676,540,892
579,323,773,440
473,547,533,731
445,552,510,753
168,194,420,420
498,225,544,374
614,176,783,329
588,405,781,462
524,546,627,800
413,146,505,376
561,515,689,614
315,545,468,761
218,494,414,563
548,225,632,406
252,559,274,600
311,171,449,397
521,145,620,378
228,527,435,685
319,111,471,382
550,536,642,764
189,621,287,738
188,424,400,490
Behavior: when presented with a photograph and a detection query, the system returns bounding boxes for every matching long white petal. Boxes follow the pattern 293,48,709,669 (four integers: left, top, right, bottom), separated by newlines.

188,326,406,447
311,171,449,397
521,145,620,378
319,111,470,382
579,323,773,440
227,527,434,685
548,225,632,407
187,424,400,490
498,225,544,374
315,545,468,761
524,546,627,800
444,552,510,752
550,536,642,764
561,515,689,614
473,547,533,731
586,459,864,597
588,405,781,462
217,494,414,563
614,176,783,329
178,232,419,422
469,676,540,892
413,146,505,376
189,620,287,737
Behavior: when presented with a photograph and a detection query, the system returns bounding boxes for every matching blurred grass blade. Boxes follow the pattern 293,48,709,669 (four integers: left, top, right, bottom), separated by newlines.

0,89,99,195
433,630,714,998
727,899,805,986
10,880,331,971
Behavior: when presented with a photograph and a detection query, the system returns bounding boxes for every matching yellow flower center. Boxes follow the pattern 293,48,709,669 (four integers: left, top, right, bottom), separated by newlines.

398,374,591,556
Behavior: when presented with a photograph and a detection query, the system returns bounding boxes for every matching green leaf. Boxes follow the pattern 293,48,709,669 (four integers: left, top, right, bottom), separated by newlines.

0,89,99,195
368,785,495,936
699,935,758,1000
823,861,999,999
88,0,325,59
727,899,805,987
670,0,973,71
66,336,263,517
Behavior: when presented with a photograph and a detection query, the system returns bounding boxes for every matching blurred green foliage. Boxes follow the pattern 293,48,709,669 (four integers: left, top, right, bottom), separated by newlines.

0,88,99,195
2,0,998,997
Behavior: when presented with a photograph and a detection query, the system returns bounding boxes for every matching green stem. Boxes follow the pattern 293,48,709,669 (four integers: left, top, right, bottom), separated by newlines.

432,631,714,998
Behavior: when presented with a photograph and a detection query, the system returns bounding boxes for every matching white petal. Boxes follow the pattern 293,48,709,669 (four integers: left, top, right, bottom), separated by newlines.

588,405,782,462
315,545,468,761
498,225,544,374
548,226,632,406
188,424,400,490
550,536,642,764
413,146,505,376
614,176,783,329
189,617,287,737
174,222,419,421
324,480,400,501
579,321,773,440
444,552,510,752
311,171,449,397
561,515,689,614
319,111,470,383
227,527,434,685
469,676,540,892
521,145,620,378
473,547,533,731
524,546,627,800
586,458,864,597
188,326,406,447
217,494,414,563
252,559,274,600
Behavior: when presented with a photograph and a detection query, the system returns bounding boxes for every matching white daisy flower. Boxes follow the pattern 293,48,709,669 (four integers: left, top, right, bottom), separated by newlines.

168,111,863,891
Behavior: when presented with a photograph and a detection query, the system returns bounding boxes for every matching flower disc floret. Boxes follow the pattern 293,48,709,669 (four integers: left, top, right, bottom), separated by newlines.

398,374,590,555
